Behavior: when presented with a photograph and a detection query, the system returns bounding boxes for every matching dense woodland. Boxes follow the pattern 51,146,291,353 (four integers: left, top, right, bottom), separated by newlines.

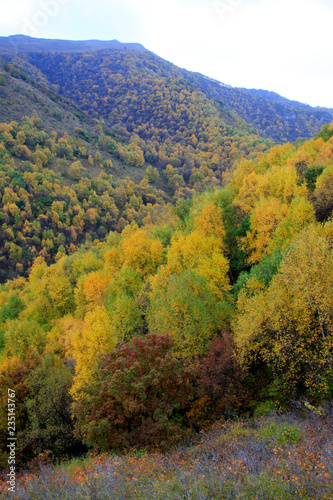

0,117,332,468
0,39,333,485
0,115,174,282
3,40,333,143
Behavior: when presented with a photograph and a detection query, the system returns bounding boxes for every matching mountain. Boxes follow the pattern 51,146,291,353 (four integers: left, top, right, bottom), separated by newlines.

0,40,274,188
241,88,316,110
0,34,146,53
0,35,332,146
0,35,332,282
0,55,93,132
0,54,148,185
185,74,333,142
0,35,333,475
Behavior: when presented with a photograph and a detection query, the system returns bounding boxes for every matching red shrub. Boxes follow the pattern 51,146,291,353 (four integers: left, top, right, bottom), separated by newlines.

73,334,197,452
188,331,246,427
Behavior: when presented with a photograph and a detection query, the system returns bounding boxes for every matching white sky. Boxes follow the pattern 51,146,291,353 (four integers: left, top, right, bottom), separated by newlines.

0,0,332,108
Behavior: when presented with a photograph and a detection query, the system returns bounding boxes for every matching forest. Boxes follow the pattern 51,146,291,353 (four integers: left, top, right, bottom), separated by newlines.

0,37,333,498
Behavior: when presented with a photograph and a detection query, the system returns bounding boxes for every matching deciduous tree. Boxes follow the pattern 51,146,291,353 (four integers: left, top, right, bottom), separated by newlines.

73,334,197,452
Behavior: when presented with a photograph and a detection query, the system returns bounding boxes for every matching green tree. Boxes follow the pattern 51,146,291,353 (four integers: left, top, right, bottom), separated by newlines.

0,294,25,322
21,353,83,459
148,270,228,358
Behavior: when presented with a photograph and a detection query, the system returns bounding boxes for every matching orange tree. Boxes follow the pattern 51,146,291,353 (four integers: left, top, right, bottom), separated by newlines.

73,334,198,452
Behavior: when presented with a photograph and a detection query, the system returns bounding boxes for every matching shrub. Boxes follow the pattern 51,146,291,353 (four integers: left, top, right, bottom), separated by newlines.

73,334,197,452
188,331,246,428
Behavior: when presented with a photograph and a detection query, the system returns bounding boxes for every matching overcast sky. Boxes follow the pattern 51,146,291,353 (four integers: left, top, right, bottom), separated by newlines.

1,0,332,108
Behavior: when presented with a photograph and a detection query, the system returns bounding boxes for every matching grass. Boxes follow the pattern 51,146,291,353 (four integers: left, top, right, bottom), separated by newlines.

1,405,333,499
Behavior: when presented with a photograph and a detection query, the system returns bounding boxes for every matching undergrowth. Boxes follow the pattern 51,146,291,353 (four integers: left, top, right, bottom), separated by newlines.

1,405,333,499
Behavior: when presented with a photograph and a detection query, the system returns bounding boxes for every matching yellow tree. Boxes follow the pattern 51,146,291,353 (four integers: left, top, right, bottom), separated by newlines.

47,315,84,359
194,203,226,250
196,253,231,301
151,229,231,303
234,225,333,399
257,164,307,204
230,159,259,199
119,228,164,278
269,196,316,253
26,258,74,322
164,231,221,275
70,306,117,399
243,198,288,265
233,171,260,214
83,271,113,309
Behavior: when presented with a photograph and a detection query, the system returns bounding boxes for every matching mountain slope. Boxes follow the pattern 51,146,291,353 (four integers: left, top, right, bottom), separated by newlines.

0,48,272,196
0,55,152,184
0,110,172,282
0,35,331,144
0,56,93,133
185,73,333,142
1,35,333,282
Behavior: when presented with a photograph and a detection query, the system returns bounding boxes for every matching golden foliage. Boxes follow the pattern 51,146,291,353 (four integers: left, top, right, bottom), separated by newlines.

235,225,333,397
120,228,164,278
70,307,117,398
243,198,288,264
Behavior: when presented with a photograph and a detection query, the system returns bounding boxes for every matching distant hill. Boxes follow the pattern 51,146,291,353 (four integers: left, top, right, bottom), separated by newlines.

0,56,93,132
1,45,273,187
0,35,332,145
0,55,152,183
0,34,146,53
184,73,333,142
241,88,315,110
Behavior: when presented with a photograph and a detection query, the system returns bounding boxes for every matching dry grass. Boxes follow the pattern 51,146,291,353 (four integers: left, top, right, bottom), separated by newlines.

1,404,333,499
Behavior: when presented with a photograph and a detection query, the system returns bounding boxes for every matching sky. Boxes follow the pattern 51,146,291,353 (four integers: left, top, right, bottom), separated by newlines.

1,0,332,108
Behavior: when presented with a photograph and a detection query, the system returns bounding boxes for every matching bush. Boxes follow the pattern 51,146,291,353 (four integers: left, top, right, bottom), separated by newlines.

73,334,197,452
188,332,247,428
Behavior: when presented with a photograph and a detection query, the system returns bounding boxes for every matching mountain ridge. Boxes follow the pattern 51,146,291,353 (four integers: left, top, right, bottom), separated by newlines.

0,34,147,53
1,35,332,144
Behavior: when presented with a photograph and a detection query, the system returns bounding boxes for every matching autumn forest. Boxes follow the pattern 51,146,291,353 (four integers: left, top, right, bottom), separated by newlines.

0,35,333,498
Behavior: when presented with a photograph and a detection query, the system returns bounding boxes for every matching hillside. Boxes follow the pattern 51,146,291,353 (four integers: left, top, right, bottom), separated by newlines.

0,40,280,284
0,54,150,184
0,117,333,468
1,35,332,144
0,56,95,133
0,111,176,283
0,35,333,487
1,48,272,179
190,75,333,142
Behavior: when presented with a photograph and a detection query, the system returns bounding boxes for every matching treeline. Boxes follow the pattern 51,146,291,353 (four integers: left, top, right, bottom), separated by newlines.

0,122,332,468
